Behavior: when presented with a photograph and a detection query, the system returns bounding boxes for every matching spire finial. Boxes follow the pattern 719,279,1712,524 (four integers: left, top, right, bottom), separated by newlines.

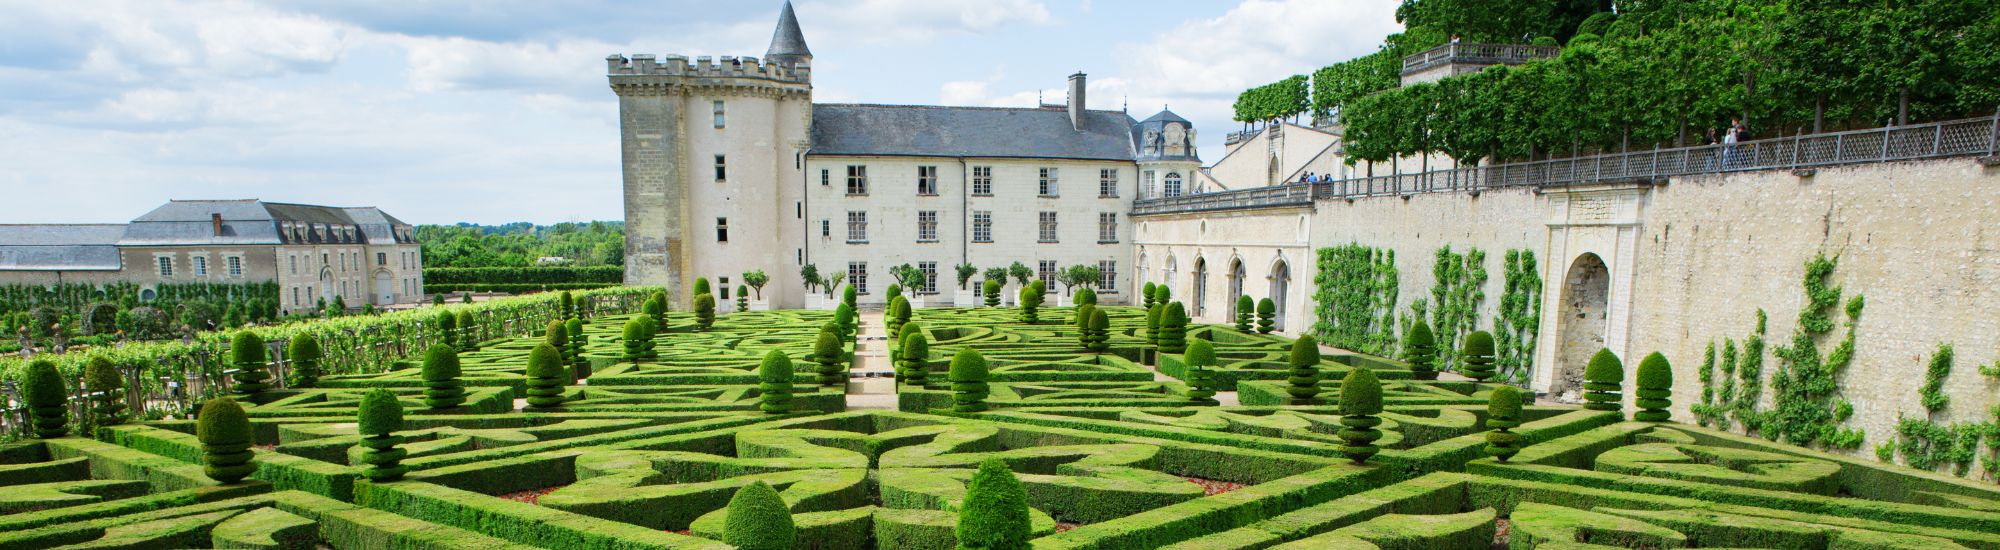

766,1,812,64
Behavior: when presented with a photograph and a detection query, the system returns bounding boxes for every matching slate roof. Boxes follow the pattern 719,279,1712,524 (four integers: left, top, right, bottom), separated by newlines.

809,104,1139,161
119,200,410,247
1140,109,1191,125
0,224,125,271
766,1,812,61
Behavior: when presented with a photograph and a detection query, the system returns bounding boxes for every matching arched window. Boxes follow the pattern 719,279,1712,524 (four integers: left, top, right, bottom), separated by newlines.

1192,257,1208,317
1164,173,1183,197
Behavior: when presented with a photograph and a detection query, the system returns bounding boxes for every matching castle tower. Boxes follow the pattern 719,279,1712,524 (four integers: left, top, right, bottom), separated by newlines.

609,2,814,307
1133,109,1201,198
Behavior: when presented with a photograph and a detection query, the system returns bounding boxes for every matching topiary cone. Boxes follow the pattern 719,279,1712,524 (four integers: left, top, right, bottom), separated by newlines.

21,359,69,438
1461,331,1496,381
983,280,1002,307
622,317,651,362
758,350,794,414
1583,348,1625,415
420,344,466,409
957,457,1032,550
198,397,257,483
456,310,480,352
564,318,588,375
1337,367,1383,464
229,331,271,397
813,327,846,387
84,356,128,426
524,343,567,408
287,334,324,389
1235,295,1254,332
1402,321,1438,380
693,294,716,330
1158,302,1188,354
1142,282,1158,309
1083,308,1110,353
1184,338,1218,402
1286,335,1323,402
949,349,990,413
357,388,408,481
1256,298,1276,334
723,480,796,550
1634,352,1673,422
1485,385,1523,462
900,324,931,386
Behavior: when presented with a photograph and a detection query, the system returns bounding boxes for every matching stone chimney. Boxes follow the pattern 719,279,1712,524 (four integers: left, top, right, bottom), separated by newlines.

211,214,223,237
1067,72,1087,131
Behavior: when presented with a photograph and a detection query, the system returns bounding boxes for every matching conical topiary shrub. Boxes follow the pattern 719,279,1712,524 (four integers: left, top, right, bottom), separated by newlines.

559,291,575,318
1157,302,1189,354
735,285,749,313
1485,385,1523,462
524,343,567,409
950,349,990,413
1184,338,1218,402
1075,287,1096,307
957,457,1031,550
456,310,479,352
84,356,128,427
842,285,857,311
758,350,794,414
900,324,931,386
565,318,588,374
1402,321,1438,380
1634,352,1672,421
1256,298,1276,334
622,317,652,362
1234,295,1254,332
1144,303,1165,351
544,320,569,369
1073,304,1096,346
230,332,271,397
723,480,795,550
1083,308,1110,353
1142,282,1158,309
435,310,457,350
693,293,716,330
813,327,846,387
1287,335,1323,402
1336,367,1383,464
357,388,407,481
834,302,856,338
22,359,68,438
1021,280,1045,324
1461,331,1497,382
286,334,323,388
693,278,711,297
1584,348,1625,414
198,397,257,483
1153,284,1172,306
887,296,910,338
420,344,465,409
983,279,1002,307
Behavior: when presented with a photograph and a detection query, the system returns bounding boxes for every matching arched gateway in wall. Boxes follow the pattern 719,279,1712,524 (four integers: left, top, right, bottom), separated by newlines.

1531,184,1647,403
1550,253,1610,401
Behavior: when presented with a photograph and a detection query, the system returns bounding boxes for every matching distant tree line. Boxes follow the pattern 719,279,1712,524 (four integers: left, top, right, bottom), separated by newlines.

415,221,624,269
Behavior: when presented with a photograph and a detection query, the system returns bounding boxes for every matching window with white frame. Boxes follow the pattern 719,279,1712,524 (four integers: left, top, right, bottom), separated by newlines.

822,219,831,237
1165,173,1184,197
227,256,242,277
821,169,830,187
846,165,868,195
712,100,726,128
1038,212,1057,243
1038,167,1058,197
972,211,992,243
918,261,938,293
1099,260,1118,291
157,256,173,278
1099,168,1118,198
1038,260,1056,283
917,165,938,195
1098,212,1117,243
288,255,297,274
917,211,938,242
1142,171,1156,198
971,166,993,196
193,256,208,276
847,262,868,294
846,211,867,242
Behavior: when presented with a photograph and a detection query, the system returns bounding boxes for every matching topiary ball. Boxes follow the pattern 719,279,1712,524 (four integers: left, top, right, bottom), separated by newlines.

1339,367,1383,417
723,480,796,550
1633,352,1673,422
1583,348,1625,413
357,388,404,436
956,457,1032,550
197,397,257,483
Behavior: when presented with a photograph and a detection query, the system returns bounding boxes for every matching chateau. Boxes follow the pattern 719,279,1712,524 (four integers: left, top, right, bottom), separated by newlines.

609,2,1200,309
0,199,424,315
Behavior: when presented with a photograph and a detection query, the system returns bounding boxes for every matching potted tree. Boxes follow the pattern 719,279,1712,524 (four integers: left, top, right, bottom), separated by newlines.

1006,262,1032,307
817,272,845,311
954,263,979,307
982,267,1010,307
890,264,928,309
800,264,826,310
742,270,771,311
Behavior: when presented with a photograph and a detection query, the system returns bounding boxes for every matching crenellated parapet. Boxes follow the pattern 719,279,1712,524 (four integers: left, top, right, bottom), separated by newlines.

606,53,812,97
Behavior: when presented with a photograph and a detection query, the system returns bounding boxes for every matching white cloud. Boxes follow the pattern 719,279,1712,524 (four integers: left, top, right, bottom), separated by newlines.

801,0,1054,46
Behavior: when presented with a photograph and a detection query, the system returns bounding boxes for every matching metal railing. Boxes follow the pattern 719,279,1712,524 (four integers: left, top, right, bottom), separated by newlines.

1136,114,2000,216
1402,43,1561,76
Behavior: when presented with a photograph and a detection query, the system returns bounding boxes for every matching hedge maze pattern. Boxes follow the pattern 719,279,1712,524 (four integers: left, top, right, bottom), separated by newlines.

4,304,1997,549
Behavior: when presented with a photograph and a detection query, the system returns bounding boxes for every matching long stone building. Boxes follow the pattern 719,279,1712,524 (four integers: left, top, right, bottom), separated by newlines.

0,199,425,315
608,1,1200,308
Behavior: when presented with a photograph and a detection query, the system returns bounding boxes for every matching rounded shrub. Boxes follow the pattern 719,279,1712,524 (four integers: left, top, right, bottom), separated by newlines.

1153,283,1172,306
644,296,668,328
622,317,652,362
1074,287,1096,306
543,320,569,369
693,277,711,297
949,349,990,413
565,318,588,373
286,334,323,388
1142,282,1158,309
197,397,257,483
455,310,479,352
1287,335,1323,402
758,350,794,414
357,388,407,481
842,285,857,310
723,480,796,550
435,311,457,349
1584,348,1625,414
1337,367,1383,464
887,283,903,304
735,285,749,313
559,291,575,318
420,344,465,410
1019,284,1041,324
524,343,567,409
900,324,931,386
1485,385,1524,462
1079,307,1109,353
1461,331,1496,381
229,331,271,397
84,356,128,426
22,359,69,438
813,327,846,386
1184,338,1218,401
957,457,1031,550
1073,303,1095,333
693,294,716,330
983,279,1002,307
1158,302,1189,354
1256,298,1276,334
1144,303,1165,350
1234,295,1255,332
887,296,910,338
1402,321,1438,380
1634,352,1673,421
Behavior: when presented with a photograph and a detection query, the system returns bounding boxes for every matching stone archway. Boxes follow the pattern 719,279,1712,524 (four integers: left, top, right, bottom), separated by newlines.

1227,258,1246,319
1268,258,1291,332
1192,257,1208,317
1552,253,1610,402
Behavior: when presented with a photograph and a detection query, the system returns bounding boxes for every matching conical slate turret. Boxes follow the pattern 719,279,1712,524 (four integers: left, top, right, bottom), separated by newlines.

766,1,812,65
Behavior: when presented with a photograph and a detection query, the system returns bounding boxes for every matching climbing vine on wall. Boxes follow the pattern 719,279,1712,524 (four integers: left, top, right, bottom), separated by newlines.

1762,254,1866,450
1693,311,1765,433
1427,246,1488,372
1493,249,1541,385
1878,344,2000,478
1311,244,1400,357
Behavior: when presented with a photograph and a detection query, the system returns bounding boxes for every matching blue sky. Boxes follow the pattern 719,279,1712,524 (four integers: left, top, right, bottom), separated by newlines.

0,0,1399,225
